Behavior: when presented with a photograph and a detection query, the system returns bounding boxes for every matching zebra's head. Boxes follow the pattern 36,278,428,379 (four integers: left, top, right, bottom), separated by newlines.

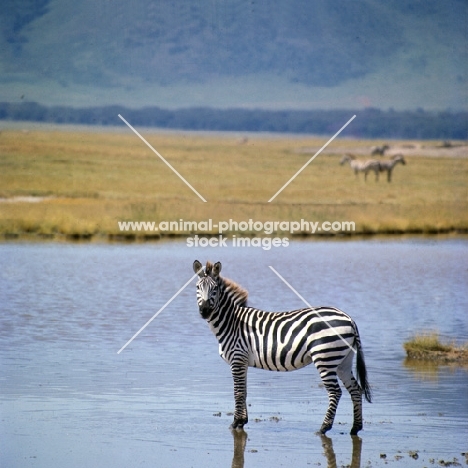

193,260,221,319
391,153,406,164
340,153,355,165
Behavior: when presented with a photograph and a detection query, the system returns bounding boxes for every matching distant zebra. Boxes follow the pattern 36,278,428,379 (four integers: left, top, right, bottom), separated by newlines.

378,154,406,182
371,144,389,156
193,260,372,435
340,154,380,181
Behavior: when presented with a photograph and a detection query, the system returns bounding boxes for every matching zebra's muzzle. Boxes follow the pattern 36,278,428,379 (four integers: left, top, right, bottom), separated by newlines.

199,300,212,318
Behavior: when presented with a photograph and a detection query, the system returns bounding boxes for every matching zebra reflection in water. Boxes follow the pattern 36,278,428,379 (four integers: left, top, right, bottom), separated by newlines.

230,430,363,468
194,260,372,435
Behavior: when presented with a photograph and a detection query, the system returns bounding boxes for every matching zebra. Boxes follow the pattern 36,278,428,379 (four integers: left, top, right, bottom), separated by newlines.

371,144,390,156
193,260,372,435
378,154,406,182
340,153,381,181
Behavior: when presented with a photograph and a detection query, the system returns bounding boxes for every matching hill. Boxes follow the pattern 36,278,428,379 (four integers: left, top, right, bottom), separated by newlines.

0,0,466,110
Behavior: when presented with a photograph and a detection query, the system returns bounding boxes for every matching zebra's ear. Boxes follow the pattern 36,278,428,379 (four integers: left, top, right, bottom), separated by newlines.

212,262,222,277
193,260,204,277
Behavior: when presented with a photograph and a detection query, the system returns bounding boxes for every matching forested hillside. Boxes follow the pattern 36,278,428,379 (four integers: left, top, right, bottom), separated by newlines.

1,102,466,139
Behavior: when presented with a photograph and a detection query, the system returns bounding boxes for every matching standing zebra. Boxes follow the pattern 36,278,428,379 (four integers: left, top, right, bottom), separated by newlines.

193,260,372,435
378,154,406,182
340,154,381,181
371,144,390,156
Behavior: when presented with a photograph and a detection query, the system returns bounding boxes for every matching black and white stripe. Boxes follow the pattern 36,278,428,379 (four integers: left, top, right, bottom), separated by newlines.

193,260,372,435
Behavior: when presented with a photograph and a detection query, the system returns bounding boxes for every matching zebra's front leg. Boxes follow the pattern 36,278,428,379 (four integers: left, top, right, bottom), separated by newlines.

230,358,249,429
319,379,342,434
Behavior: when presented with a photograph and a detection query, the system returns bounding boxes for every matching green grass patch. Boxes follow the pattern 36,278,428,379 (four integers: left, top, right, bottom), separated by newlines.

404,332,453,353
404,332,468,364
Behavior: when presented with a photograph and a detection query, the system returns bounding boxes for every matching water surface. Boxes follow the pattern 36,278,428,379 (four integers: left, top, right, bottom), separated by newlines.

1,239,467,467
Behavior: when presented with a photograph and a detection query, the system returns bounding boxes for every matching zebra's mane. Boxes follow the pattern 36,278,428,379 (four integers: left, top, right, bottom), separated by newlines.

219,276,249,307
204,261,248,307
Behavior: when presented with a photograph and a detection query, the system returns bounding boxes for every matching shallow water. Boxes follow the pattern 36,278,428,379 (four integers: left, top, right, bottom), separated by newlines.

1,239,467,467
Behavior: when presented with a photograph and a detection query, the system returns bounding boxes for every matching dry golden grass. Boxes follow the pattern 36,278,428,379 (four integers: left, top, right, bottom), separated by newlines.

0,129,467,239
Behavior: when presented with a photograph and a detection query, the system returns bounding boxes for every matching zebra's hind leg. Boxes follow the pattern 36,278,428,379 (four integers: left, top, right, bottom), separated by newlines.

318,371,342,434
337,352,363,435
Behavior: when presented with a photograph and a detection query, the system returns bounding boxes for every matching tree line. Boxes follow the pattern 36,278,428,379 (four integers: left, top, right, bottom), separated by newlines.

0,101,466,139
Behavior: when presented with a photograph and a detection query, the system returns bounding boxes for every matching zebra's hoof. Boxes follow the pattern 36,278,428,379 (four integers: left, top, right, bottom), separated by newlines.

319,423,332,434
350,425,362,435
230,418,248,429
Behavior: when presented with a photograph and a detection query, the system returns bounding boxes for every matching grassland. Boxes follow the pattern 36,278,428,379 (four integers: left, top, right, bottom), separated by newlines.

404,332,468,364
0,128,467,240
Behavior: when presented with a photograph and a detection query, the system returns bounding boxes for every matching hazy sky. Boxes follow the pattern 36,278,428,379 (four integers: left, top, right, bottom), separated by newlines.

1,0,466,110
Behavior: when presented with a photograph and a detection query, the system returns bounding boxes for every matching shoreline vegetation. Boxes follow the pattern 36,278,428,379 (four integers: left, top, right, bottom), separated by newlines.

0,129,467,242
404,333,468,365
3,232,467,244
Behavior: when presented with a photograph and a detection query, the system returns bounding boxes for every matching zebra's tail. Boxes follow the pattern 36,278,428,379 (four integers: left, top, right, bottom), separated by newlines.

354,328,372,403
